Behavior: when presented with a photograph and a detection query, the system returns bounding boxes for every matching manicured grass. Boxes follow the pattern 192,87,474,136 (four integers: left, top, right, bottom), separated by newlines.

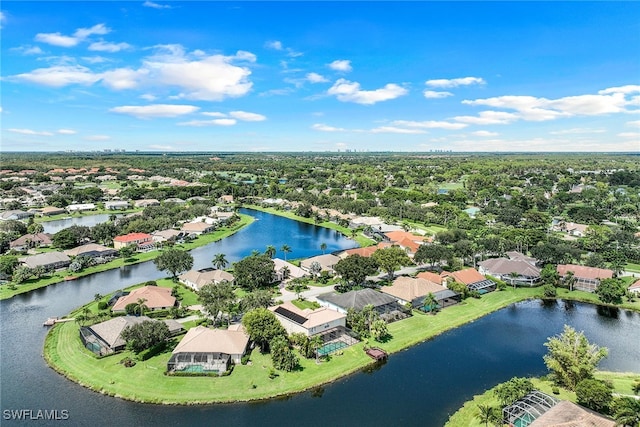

0,214,254,301
243,204,376,247
625,263,640,274
290,299,320,310
403,220,448,235
35,208,141,223
445,372,640,427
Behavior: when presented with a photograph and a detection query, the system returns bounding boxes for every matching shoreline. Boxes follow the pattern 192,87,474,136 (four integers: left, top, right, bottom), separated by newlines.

0,214,254,300
43,288,640,405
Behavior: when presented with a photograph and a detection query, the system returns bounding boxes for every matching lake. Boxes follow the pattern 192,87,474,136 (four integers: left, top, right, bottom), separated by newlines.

1,210,638,426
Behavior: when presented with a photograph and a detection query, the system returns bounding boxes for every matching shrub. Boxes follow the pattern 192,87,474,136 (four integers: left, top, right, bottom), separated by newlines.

138,342,167,361
120,357,136,367
543,284,557,298
576,378,613,414
97,301,108,310
144,280,157,286
241,354,251,365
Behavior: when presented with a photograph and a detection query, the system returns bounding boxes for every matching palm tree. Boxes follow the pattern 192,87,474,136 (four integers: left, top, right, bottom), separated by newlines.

212,253,228,270
280,244,291,261
565,270,576,292
476,405,495,427
94,293,103,302
310,334,323,362
422,293,438,315
134,298,148,316
508,272,520,288
320,243,327,254
265,245,276,259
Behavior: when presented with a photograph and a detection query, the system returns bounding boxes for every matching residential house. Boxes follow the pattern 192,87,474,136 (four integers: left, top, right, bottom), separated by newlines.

269,302,346,337
211,211,234,223
218,195,234,204
384,231,427,257
552,220,590,238
478,254,541,286
166,325,249,374
164,198,186,205
113,232,154,250
441,268,496,292
337,242,393,259
10,233,53,251
133,199,160,208
181,221,215,235
628,279,640,294
105,200,129,210
381,276,460,310
416,271,444,285
19,251,71,270
64,243,118,259
152,229,185,243
272,258,307,282
300,254,341,274
39,206,67,216
317,288,408,322
556,264,614,292
80,316,183,355
179,269,235,291
0,210,33,221
66,203,96,212
111,286,176,312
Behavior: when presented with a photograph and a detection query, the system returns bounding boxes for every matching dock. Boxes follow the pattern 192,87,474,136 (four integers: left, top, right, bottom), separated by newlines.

43,317,75,326
365,347,388,361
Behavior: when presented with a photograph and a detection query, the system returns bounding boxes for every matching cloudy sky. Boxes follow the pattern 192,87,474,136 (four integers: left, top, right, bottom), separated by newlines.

1,1,639,152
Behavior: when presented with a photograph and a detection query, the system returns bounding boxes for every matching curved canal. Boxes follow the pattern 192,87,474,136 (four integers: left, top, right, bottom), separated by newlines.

1,211,639,426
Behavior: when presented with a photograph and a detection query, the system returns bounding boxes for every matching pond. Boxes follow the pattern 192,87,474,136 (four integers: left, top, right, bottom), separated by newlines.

42,213,114,234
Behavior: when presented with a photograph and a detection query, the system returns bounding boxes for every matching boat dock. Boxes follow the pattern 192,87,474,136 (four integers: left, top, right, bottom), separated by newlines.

365,347,388,361
43,317,74,326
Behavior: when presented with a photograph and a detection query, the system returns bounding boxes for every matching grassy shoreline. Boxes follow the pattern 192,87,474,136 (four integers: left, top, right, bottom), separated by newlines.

0,214,254,300
43,286,640,405
444,371,640,426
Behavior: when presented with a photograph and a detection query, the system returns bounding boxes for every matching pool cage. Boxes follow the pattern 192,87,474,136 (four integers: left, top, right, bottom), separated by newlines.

315,326,359,357
502,391,559,427
166,352,230,374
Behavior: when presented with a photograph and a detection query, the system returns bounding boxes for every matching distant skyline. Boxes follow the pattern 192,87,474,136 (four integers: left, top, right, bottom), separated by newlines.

1,1,639,152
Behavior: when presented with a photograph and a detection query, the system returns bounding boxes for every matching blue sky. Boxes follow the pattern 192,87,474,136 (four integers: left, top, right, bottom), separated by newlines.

1,1,639,152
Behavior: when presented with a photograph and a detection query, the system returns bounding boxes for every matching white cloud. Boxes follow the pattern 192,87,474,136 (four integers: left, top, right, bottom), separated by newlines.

265,40,283,50
312,123,346,132
84,135,110,141
88,41,132,52
229,111,266,121
110,104,199,119
454,110,520,125
143,1,172,9
177,118,237,126
617,132,640,138
12,65,100,87
424,90,453,99
0,11,6,29
202,112,227,117
391,120,467,130
11,45,44,55
140,94,158,101
598,85,640,95
82,56,109,64
35,32,79,47
370,126,426,134
471,130,499,137
550,128,606,135
327,79,407,105
306,72,328,83
74,24,110,39
101,68,149,90
57,129,77,134
328,60,352,72
8,128,54,136
626,120,640,127
425,77,485,88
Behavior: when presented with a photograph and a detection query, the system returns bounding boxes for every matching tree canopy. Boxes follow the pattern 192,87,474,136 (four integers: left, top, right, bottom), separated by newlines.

233,254,275,290
153,248,194,281
241,308,286,352
120,320,169,353
371,246,413,280
334,254,379,287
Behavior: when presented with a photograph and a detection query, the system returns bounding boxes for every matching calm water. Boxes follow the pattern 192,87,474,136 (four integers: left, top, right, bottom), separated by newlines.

42,214,114,234
1,211,639,426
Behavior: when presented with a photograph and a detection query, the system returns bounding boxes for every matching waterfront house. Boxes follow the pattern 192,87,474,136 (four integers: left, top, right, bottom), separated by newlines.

10,233,53,251
64,243,118,259
478,255,541,286
381,276,460,310
151,229,185,243
19,251,71,270
66,203,96,212
272,258,307,282
105,200,129,210
39,206,67,216
167,325,249,374
556,264,614,292
113,232,153,250
181,221,215,235
442,268,496,293
111,286,176,312
300,254,341,274
316,288,409,322
338,242,393,259
80,316,183,355
179,269,235,291
133,199,160,208
269,302,346,337
0,209,33,221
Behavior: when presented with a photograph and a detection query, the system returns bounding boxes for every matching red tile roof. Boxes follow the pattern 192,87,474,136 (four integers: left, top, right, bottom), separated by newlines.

113,232,152,243
416,271,443,285
556,264,614,281
442,268,486,285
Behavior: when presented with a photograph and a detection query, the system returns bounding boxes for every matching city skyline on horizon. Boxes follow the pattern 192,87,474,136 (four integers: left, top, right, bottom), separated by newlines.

2,1,639,153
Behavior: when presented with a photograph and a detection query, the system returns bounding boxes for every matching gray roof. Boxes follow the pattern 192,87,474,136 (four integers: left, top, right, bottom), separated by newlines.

317,288,397,311
20,251,70,269
87,316,183,349
432,289,459,301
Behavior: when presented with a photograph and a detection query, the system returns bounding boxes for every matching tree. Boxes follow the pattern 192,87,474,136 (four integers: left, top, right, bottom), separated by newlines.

265,245,276,259
422,293,438,314
125,298,149,316
564,270,576,292
27,222,44,235
494,377,534,406
543,325,608,390
119,245,136,261
212,253,228,270
199,281,236,325
120,320,169,353
372,246,413,280
269,335,299,372
575,378,613,414
320,243,327,254
611,397,640,427
334,254,379,287
414,243,451,267
476,405,501,427
595,278,626,305
0,255,19,278
540,264,560,287
280,244,292,261
153,248,194,281
370,318,389,341
309,261,322,277
91,222,119,245
233,254,275,290
242,308,286,352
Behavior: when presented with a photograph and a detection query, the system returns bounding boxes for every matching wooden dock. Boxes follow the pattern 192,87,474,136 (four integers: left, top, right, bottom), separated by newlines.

365,347,388,361
43,317,74,326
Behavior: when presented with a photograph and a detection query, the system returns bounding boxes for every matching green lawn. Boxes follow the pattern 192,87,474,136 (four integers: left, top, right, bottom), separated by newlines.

445,372,639,427
625,263,640,274
0,214,254,300
290,299,320,310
